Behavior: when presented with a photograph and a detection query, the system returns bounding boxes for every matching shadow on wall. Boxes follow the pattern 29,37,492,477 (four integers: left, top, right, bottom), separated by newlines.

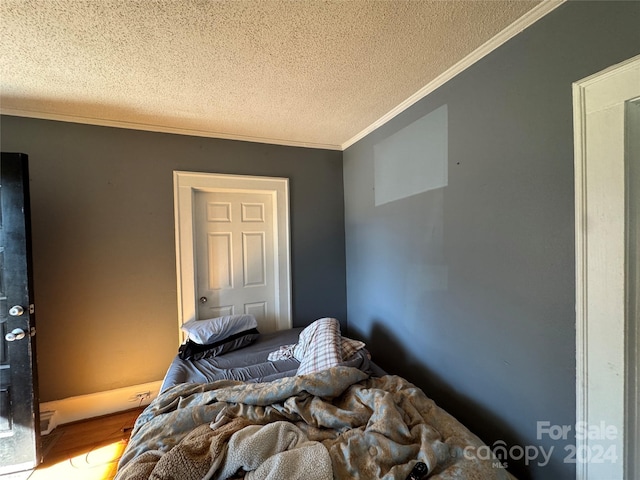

364,321,534,480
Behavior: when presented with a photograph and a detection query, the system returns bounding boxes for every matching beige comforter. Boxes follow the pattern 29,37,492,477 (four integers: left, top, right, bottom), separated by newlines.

116,367,515,479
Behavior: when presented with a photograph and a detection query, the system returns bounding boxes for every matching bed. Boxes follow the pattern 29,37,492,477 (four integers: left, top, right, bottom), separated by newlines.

115,317,515,480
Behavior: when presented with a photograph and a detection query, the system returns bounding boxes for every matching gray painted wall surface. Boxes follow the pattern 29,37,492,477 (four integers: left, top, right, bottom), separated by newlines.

0,116,346,401
343,2,640,479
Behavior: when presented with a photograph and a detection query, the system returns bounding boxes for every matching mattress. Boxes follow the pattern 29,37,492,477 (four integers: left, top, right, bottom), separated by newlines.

160,327,383,393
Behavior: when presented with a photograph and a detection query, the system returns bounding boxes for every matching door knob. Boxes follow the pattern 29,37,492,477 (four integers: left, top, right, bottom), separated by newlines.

199,297,208,304
5,328,26,342
9,305,24,316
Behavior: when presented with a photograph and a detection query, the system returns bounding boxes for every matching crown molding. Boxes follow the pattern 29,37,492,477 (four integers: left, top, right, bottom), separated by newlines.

0,108,343,151
341,0,567,150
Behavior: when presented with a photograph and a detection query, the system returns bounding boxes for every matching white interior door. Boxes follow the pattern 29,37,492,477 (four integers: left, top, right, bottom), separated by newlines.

194,190,277,330
174,172,291,338
574,54,640,480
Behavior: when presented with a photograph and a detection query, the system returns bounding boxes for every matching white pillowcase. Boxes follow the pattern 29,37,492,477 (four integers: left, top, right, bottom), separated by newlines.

181,314,258,345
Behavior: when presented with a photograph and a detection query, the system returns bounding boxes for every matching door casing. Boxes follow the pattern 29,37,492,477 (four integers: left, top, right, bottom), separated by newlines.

573,55,640,480
173,171,292,341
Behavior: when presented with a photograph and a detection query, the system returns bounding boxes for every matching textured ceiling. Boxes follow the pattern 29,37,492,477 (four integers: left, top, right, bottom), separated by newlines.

1,1,554,150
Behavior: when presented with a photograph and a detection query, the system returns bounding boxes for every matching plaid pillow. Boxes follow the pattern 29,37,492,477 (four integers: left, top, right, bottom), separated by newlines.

266,320,367,370
267,344,296,361
295,318,343,375
341,337,366,360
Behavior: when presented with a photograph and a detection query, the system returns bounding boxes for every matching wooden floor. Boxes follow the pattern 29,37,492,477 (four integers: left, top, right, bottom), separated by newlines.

28,407,144,480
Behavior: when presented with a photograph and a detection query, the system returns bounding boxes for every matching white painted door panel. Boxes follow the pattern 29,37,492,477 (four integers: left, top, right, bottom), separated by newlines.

194,191,278,332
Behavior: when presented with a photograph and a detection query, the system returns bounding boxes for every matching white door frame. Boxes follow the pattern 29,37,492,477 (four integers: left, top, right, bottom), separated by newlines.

173,171,292,341
573,55,640,480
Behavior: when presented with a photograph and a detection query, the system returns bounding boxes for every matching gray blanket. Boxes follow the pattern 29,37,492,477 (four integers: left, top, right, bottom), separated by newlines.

116,367,515,479
218,421,332,480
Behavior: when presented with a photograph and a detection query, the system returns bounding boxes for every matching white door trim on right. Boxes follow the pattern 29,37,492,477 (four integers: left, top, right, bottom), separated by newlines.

573,54,640,480
173,171,292,341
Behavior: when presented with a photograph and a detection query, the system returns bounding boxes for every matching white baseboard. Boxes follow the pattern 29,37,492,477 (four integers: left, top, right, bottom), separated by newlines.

40,410,57,435
39,380,162,428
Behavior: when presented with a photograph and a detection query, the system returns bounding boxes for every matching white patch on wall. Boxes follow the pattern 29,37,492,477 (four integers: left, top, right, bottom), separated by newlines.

374,104,448,206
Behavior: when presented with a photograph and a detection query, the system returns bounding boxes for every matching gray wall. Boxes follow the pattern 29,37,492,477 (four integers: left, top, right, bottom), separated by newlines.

343,2,640,479
0,116,346,402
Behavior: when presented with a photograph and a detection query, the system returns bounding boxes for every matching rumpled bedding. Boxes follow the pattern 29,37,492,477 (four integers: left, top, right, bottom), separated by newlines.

218,421,333,480
116,418,332,480
116,367,515,480
267,317,366,375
